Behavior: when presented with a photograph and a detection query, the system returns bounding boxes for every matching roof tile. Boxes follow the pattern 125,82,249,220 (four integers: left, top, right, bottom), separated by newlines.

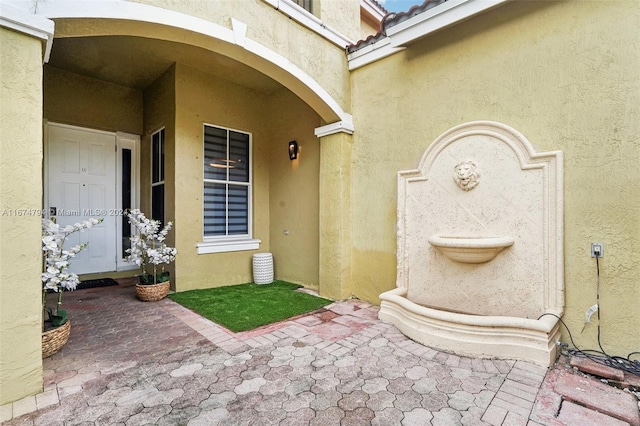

347,0,448,54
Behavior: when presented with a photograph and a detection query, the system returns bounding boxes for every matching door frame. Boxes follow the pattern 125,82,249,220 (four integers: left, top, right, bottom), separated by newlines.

44,121,141,273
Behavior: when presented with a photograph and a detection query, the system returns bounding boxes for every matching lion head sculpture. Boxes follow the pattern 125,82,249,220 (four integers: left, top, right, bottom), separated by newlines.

453,160,480,191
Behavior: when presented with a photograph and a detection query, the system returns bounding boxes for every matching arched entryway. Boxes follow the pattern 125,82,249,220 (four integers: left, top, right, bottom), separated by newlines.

41,1,354,297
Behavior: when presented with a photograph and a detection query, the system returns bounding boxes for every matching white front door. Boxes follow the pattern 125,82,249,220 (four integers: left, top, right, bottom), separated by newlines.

47,124,118,274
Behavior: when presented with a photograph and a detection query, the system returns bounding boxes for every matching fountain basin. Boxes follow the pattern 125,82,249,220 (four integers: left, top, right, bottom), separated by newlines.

428,235,514,264
379,287,561,366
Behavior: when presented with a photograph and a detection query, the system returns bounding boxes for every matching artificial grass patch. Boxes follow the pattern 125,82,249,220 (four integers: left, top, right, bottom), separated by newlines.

168,280,332,332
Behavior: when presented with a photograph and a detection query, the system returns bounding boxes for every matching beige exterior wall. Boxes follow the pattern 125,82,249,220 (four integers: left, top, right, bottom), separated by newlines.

316,0,361,42
319,132,353,300
142,65,177,284
44,66,143,134
268,89,321,289
121,0,353,116
0,28,45,404
360,18,380,41
350,0,640,355
171,63,271,290
142,63,323,291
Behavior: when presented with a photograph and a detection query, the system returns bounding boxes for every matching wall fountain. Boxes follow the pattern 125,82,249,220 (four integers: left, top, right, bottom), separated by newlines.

379,121,564,366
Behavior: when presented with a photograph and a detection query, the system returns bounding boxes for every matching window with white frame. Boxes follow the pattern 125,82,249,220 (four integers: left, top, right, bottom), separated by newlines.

151,128,165,224
201,125,259,253
292,0,313,13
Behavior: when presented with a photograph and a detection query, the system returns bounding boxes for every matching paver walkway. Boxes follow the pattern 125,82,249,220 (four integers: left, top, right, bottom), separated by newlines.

2,281,638,425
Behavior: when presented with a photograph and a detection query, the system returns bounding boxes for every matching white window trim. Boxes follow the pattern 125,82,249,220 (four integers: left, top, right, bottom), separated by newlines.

197,238,262,254
348,0,510,70
199,124,260,254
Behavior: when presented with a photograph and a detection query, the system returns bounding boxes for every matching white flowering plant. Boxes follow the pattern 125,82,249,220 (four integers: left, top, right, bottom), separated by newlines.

42,217,102,328
125,209,177,285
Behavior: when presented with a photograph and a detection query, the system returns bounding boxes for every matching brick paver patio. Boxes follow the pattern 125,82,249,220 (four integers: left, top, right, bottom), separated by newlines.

2,281,638,425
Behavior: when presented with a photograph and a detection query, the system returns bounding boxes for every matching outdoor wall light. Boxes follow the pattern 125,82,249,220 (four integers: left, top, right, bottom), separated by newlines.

288,141,299,160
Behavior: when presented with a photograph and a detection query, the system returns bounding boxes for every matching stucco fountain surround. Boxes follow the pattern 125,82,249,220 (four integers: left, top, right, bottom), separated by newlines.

379,121,564,367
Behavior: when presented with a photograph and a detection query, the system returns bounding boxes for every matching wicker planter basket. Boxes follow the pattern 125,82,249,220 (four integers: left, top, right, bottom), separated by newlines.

136,281,170,302
42,320,71,358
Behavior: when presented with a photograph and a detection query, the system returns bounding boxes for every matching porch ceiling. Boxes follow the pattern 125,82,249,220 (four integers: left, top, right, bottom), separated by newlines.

47,35,284,93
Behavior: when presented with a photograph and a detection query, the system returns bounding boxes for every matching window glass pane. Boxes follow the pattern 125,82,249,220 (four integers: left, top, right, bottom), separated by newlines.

204,126,228,181
203,125,250,239
122,149,132,212
152,132,160,183
227,185,248,234
152,184,164,224
152,129,165,183
122,149,132,256
293,0,312,13
204,182,227,236
229,131,249,182
159,130,165,182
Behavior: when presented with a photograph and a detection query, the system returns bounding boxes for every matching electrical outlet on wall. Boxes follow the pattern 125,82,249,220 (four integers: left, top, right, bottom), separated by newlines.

591,242,604,258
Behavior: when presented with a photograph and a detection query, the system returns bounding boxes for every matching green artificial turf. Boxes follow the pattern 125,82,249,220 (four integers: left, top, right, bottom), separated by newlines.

168,280,332,332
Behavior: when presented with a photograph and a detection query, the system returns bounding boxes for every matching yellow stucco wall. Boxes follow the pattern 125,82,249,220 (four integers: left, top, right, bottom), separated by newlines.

0,27,45,404
142,64,175,212
360,16,380,41
319,132,353,300
268,89,321,289
121,0,353,116
142,65,177,284
142,63,324,291
44,66,143,134
350,0,640,356
171,63,271,290
316,0,361,43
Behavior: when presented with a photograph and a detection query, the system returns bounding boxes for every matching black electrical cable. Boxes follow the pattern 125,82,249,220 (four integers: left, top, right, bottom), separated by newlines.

595,256,606,355
537,255,640,377
538,312,640,376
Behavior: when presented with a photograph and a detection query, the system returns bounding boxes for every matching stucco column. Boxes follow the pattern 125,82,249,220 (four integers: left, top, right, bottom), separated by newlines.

318,131,353,300
0,10,53,404
0,28,45,402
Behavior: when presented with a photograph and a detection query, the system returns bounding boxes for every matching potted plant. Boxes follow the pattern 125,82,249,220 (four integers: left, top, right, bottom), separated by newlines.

125,209,177,301
41,217,101,358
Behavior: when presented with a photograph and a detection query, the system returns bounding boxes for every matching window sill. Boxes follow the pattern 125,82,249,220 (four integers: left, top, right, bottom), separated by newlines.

196,238,261,254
